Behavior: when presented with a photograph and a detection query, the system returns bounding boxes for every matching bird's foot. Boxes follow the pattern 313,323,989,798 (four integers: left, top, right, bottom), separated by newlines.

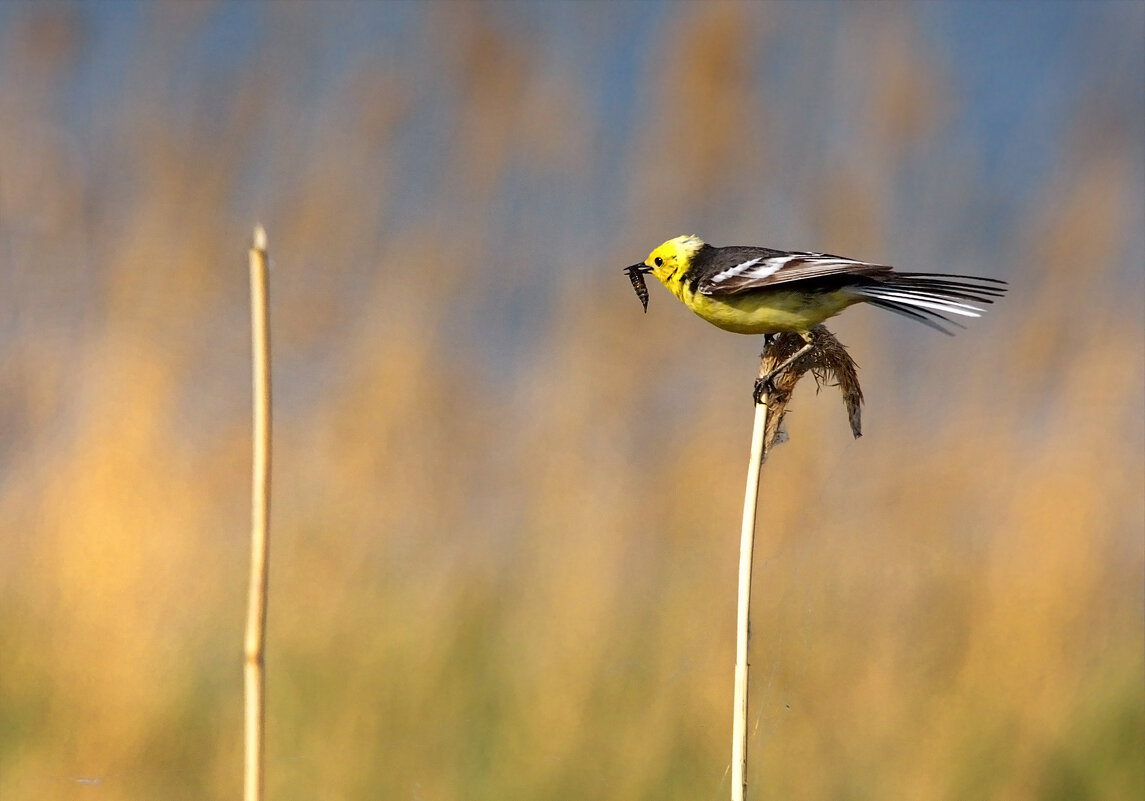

753,372,779,405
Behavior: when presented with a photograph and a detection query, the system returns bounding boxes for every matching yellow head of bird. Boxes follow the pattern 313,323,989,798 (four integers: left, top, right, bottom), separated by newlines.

643,235,705,285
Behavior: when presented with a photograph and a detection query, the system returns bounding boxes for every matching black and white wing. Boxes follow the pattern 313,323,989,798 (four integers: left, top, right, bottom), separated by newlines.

694,246,891,296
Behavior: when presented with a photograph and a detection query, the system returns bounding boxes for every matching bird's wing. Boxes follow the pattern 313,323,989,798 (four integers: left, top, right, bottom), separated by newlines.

696,247,892,297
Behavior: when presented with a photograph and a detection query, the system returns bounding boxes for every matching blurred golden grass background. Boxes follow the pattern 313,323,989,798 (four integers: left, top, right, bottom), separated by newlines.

1,3,1142,799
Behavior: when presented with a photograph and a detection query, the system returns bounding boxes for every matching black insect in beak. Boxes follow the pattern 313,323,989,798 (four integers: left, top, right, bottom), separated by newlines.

625,263,652,313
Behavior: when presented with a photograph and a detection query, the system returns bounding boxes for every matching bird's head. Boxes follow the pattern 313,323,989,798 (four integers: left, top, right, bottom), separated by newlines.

641,235,705,285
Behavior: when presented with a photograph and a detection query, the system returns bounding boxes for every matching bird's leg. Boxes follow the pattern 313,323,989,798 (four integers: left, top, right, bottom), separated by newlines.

753,333,815,404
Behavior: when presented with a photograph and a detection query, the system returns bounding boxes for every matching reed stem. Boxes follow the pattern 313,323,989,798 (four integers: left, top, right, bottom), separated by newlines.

245,225,271,801
731,346,771,801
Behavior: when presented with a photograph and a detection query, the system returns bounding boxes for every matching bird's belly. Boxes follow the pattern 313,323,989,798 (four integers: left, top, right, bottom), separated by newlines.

684,289,855,335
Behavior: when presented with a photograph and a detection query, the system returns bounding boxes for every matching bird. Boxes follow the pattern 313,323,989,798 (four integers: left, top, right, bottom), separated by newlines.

625,234,1007,392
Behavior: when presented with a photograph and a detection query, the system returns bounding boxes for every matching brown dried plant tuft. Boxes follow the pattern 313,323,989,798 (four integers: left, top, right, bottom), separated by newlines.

759,327,864,458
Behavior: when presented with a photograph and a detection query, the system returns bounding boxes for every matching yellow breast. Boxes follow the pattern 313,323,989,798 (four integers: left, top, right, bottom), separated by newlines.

677,284,858,334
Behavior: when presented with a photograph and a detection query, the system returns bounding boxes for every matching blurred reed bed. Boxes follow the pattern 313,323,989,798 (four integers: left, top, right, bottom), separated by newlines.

0,4,1141,800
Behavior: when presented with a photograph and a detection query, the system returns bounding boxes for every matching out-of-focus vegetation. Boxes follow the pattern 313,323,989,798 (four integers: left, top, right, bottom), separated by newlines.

1,4,1141,800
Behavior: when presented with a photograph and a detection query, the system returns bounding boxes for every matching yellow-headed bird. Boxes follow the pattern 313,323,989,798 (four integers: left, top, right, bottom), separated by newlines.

626,234,1006,388
626,234,1007,334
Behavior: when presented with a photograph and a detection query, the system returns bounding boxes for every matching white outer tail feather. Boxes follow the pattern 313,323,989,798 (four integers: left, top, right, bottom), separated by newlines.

845,273,1005,335
850,287,985,317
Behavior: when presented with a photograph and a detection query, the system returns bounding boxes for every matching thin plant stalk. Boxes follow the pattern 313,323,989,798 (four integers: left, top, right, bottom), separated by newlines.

245,225,272,801
729,329,862,800
731,348,771,801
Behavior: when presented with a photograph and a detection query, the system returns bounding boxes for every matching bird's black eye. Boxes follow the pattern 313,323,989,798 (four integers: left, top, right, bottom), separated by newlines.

654,257,663,267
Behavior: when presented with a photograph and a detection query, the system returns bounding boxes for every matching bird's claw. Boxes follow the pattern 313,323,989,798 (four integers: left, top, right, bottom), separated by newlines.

753,373,777,405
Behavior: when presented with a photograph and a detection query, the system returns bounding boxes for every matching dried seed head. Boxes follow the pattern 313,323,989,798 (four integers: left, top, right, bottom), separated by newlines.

759,326,863,458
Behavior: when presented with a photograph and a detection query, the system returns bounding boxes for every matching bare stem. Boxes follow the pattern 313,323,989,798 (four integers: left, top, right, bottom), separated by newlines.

730,327,862,799
731,347,771,801
245,225,272,801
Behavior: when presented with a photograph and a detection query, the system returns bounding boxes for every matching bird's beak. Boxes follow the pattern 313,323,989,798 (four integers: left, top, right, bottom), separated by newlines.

625,263,653,276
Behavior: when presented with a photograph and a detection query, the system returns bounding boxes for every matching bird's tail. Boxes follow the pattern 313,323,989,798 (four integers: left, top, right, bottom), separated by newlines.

847,273,1008,335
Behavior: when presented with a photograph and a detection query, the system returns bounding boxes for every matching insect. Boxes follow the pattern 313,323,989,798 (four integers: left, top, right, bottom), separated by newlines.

624,262,650,312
